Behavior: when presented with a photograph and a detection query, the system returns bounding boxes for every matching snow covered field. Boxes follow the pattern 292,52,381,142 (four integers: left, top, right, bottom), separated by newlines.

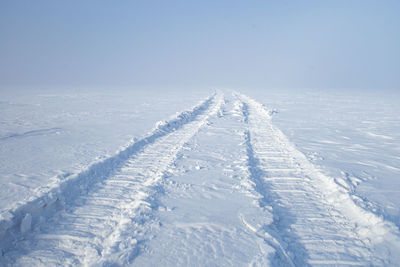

0,89,399,266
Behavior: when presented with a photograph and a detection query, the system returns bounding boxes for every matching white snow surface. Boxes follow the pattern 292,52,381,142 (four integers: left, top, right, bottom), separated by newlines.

0,90,399,266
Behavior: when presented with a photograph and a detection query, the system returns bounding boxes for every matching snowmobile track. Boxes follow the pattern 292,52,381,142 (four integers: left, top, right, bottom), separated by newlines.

236,93,400,266
1,92,400,266
0,93,223,265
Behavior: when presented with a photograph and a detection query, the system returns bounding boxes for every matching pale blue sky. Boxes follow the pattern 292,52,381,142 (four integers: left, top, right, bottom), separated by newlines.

1,0,399,91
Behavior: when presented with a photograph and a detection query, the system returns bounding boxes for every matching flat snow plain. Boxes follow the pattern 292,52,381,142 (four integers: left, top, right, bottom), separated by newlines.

0,89,399,266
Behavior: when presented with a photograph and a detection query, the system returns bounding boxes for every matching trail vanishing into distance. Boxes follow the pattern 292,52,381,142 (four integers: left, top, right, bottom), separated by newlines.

1,92,399,266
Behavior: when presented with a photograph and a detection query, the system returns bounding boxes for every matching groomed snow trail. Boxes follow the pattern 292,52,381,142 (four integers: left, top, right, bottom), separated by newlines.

1,93,223,266
2,92,400,266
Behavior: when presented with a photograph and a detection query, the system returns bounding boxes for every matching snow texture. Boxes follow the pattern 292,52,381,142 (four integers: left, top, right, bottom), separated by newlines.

0,91,399,266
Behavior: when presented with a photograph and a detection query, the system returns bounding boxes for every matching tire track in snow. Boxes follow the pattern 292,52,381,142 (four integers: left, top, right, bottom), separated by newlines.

132,96,276,266
236,99,304,266
236,93,400,266
1,93,223,265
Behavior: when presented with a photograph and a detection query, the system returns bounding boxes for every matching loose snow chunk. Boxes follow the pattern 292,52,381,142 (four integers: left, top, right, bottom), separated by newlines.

20,213,32,233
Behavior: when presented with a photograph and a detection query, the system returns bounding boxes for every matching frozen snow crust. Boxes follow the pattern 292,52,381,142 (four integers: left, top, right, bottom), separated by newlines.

1,92,399,266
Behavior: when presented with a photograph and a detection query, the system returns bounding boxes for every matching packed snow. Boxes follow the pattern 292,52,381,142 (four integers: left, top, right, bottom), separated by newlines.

0,89,399,266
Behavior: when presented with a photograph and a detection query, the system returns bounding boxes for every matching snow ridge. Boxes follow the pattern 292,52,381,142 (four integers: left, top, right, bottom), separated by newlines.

0,92,221,264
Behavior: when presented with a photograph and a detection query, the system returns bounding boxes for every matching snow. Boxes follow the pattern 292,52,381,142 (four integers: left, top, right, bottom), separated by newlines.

0,89,399,265
245,89,400,230
0,89,207,220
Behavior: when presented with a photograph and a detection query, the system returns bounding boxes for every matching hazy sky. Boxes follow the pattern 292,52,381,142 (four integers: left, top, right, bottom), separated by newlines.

1,1,399,91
